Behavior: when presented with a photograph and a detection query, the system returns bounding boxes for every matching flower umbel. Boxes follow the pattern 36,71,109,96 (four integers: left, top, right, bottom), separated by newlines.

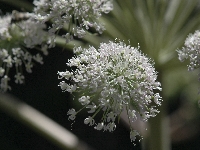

0,13,49,92
33,0,113,42
177,30,200,71
58,41,162,144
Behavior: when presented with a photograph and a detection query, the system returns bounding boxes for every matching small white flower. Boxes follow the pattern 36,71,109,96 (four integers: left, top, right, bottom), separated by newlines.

58,71,73,80
105,122,116,132
140,111,151,122
107,112,117,122
99,98,110,111
78,96,90,105
24,52,32,61
14,73,24,84
67,108,76,121
0,49,8,59
33,54,43,64
128,110,137,122
149,107,160,117
12,48,22,57
0,13,49,92
84,116,95,126
130,130,140,143
13,57,22,66
0,15,12,40
25,62,33,73
58,82,77,93
3,55,13,68
94,122,104,130
154,93,162,106
86,103,96,113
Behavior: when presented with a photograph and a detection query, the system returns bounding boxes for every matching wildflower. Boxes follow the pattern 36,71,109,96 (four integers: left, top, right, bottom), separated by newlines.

67,108,76,121
58,41,162,144
78,96,90,105
94,122,104,130
14,73,25,84
33,0,113,42
84,116,95,126
177,30,200,97
0,12,49,92
130,130,140,145
0,75,11,92
177,30,200,71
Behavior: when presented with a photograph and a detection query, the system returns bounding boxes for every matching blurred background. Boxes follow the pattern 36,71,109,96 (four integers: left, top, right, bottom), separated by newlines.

1,0,200,150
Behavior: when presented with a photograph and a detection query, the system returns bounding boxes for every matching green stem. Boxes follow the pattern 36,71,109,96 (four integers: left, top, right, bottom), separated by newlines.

55,36,84,50
148,101,170,150
146,70,170,150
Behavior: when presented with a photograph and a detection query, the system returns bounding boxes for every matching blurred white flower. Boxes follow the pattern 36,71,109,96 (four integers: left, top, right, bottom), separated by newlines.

33,0,113,42
14,73,25,84
177,30,200,95
130,130,140,145
177,30,200,71
67,108,77,121
58,41,162,143
0,75,11,92
0,12,49,92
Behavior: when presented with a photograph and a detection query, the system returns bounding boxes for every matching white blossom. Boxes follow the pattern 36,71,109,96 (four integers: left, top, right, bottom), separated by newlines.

0,13,49,92
58,41,162,143
130,130,140,145
177,30,200,71
105,122,116,132
94,122,104,130
33,0,113,42
86,103,96,113
14,73,24,84
84,116,95,126
78,96,90,105
0,15,12,40
67,108,77,121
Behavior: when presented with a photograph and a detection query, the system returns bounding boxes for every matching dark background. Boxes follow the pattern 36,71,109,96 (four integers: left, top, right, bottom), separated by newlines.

1,0,200,150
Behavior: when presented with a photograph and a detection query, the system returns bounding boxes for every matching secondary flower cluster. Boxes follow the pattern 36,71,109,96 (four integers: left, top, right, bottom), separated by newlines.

0,13,49,92
58,41,162,143
177,30,200,71
33,0,113,42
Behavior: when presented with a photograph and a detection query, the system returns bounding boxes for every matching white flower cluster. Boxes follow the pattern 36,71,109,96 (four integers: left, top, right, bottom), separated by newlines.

0,15,12,40
33,0,113,42
0,13,49,92
177,30,200,71
58,41,162,143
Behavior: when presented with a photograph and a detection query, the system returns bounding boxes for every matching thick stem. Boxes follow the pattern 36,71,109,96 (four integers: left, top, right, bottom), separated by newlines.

148,102,170,150
146,70,171,150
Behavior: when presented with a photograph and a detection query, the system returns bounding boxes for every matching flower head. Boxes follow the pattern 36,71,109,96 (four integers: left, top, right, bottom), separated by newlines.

33,0,113,42
0,12,49,92
58,41,162,143
177,30,200,71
